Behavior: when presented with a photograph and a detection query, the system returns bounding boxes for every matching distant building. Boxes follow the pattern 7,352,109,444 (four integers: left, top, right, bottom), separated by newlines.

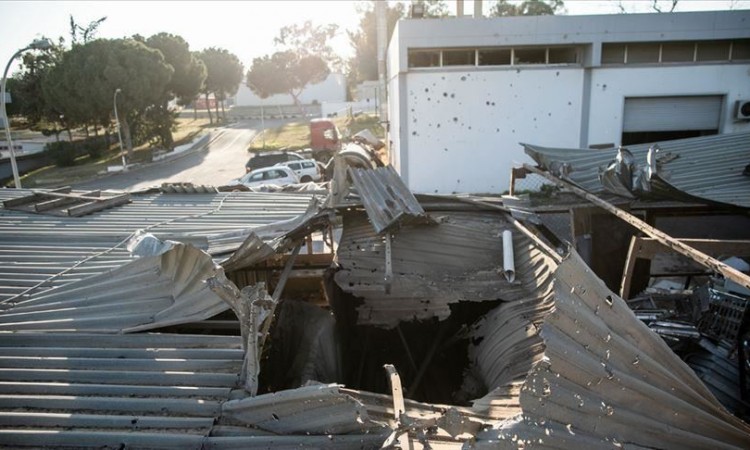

234,73,346,107
387,10,750,194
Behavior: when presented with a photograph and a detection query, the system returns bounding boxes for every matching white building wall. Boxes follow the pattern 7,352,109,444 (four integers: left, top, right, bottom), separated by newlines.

403,68,584,194
587,65,750,145
389,10,750,195
235,73,346,107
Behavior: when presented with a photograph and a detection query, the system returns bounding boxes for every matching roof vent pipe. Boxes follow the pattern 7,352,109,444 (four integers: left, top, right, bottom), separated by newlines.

502,230,516,283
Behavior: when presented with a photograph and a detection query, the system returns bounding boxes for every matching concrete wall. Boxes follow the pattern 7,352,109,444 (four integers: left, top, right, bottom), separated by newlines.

388,10,750,194
402,67,584,194
587,65,750,144
321,101,377,118
235,73,346,107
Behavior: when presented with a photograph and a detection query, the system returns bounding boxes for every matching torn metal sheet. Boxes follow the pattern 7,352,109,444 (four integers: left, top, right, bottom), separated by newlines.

524,131,750,208
348,165,433,234
221,383,388,435
0,240,228,333
0,189,315,302
207,272,275,395
218,196,329,271
334,211,556,328
526,163,750,293
463,294,554,419
469,251,750,448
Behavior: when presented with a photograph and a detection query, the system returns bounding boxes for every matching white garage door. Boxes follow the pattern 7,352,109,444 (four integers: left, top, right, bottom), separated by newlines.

623,96,723,132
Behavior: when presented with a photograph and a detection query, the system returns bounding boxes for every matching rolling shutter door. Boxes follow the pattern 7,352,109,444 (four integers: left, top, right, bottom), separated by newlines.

623,96,722,132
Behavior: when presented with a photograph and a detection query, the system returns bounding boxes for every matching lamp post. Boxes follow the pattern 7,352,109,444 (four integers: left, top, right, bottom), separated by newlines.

113,88,127,171
1,38,52,188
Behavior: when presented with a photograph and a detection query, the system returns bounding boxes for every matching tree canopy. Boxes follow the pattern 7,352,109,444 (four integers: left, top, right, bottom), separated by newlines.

43,38,173,154
490,0,564,16
144,33,206,106
246,51,329,105
414,0,451,18
274,21,340,70
347,1,405,84
196,47,243,122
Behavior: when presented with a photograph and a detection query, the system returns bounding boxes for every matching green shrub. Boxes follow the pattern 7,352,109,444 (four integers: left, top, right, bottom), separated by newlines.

45,141,78,167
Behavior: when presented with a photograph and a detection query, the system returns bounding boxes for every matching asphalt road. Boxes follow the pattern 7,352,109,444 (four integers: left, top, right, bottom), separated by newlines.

74,119,285,192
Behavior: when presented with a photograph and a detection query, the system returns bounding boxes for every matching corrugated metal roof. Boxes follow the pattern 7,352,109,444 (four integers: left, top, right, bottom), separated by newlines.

0,189,315,239
348,166,432,234
0,189,317,303
524,131,750,208
469,251,750,448
334,211,555,328
0,242,227,333
465,293,555,419
222,383,389,435
0,332,242,448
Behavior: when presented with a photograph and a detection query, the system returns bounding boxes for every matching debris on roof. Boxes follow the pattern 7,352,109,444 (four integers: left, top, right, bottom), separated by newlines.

334,210,555,328
348,165,434,233
470,251,750,449
2,187,130,216
1,157,749,448
524,131,750,208
0,238,228,333
221,383,388,435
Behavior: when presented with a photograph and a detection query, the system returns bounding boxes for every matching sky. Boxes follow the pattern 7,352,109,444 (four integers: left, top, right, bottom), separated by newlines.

1,0,748,76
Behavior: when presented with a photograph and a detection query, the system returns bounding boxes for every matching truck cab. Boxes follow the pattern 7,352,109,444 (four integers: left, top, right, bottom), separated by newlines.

309,119,340,159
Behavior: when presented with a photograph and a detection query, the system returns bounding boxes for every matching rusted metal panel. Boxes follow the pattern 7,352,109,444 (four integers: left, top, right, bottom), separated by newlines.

348,165,433,233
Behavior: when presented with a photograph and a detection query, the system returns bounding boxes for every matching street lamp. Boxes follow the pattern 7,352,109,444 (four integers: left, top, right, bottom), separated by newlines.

1,38,52,188
113,88,127,171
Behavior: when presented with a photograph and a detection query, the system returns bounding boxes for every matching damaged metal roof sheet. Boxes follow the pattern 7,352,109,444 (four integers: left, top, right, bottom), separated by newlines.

334,211,556,328
348,165,433,233
0,189,318,303
219,196,330,272
0,239,228,333
0,190,314,241
468,251,750,448
0,238,137,303
222,383,388,435
0,332,243,448
524,131,750,208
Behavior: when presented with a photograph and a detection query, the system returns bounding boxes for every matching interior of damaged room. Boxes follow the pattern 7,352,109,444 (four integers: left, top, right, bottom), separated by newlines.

0,133,749,448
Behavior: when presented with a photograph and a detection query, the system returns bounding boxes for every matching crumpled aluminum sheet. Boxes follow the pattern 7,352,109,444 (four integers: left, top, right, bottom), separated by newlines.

469,251,750,449
0,240,228,333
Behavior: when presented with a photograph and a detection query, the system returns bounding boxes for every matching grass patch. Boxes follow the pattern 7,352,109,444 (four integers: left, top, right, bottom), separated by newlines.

249,121,310,152
247,113,384,153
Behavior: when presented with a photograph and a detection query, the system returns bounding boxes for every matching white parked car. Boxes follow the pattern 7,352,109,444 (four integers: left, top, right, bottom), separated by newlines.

275,159,323,182
230,166,300,188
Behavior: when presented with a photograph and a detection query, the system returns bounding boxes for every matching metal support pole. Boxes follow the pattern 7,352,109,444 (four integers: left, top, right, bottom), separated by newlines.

2,47,29,188
113,89,127,171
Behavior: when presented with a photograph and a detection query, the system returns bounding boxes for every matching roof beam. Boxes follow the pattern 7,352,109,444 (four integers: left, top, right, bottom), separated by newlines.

524,163,750,292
